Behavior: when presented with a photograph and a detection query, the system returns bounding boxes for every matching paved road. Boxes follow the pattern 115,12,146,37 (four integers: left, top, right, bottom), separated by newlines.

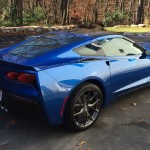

0,87,150,150
0,34,150,150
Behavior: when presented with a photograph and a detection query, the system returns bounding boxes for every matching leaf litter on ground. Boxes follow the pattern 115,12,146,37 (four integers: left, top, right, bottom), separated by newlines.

77,141,86,146
131,103,137,106
138,118,145,123
5,120,17,128
120,107,128,111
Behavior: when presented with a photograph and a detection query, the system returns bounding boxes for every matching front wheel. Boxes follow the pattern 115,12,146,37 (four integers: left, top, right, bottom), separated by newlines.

64,83,103,131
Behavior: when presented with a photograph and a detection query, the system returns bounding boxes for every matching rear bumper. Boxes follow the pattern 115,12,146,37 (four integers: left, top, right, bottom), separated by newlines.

0,92,47,122
0,70,70,125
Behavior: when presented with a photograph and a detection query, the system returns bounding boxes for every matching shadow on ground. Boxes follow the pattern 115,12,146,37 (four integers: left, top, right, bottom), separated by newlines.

0,87,150,150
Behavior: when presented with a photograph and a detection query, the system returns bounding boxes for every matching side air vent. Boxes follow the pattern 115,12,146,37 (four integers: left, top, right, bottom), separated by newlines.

79,58,100,62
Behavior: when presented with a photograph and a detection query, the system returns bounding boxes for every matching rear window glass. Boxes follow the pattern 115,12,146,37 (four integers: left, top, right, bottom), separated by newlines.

9,32,85,58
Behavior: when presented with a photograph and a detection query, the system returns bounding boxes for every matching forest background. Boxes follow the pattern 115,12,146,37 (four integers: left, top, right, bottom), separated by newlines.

0,0,149,28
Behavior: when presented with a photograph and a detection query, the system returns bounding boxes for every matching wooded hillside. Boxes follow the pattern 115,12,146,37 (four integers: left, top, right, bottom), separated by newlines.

0,0,150,27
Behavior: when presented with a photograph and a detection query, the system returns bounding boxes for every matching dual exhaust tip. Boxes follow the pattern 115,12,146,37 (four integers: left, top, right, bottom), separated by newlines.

0,104,8,112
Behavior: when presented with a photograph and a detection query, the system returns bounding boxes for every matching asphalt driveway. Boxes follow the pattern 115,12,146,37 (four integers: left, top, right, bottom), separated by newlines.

0,33,150,150
0,87,150,150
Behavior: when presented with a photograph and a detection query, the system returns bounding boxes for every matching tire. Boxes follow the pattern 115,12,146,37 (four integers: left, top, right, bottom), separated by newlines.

64,82,103,131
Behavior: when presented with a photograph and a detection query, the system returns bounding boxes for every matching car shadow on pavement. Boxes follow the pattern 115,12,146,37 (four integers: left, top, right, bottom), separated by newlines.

0,86,150,131
0,109,65,131
0,86,150,150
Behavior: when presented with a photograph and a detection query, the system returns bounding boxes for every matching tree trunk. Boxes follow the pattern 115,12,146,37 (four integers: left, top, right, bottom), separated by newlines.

61,0,69,25
17,0,23,25
119,0,124,12
104,0,109,13
93,0,99,24
128,0,134,24
136,0,144,24
10,0,23,26
147,0,150,24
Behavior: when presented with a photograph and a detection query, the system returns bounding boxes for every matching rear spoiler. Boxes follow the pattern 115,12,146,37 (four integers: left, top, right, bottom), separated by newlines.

0,59,40,71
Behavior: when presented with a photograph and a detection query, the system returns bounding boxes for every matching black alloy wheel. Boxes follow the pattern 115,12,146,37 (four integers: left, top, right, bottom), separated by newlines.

65,83,103,131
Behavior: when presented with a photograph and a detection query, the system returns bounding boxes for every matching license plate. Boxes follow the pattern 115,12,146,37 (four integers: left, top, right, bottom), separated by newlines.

0,90,2,101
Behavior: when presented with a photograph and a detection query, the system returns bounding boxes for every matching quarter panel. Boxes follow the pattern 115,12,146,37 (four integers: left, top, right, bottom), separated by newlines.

37,71,69,124
44,60,114,106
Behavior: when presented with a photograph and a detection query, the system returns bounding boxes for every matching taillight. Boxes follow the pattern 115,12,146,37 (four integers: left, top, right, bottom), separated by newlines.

6,72,19,80
18,73,35,83
6,71,35,84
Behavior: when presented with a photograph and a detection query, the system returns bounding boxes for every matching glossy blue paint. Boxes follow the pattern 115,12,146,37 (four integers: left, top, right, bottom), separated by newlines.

0,31,150,125
139,42,150,51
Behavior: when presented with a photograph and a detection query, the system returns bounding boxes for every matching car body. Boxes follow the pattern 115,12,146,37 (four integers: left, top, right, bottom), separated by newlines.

0,31,150,130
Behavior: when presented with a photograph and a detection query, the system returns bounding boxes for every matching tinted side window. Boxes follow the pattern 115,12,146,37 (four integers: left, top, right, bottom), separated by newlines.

74,38,142,57
74,42,105,56
101,38,142,56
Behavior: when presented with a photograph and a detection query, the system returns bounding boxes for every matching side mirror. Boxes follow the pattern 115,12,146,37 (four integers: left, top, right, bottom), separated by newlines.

145,49,150,56
138,42,150,57
139,43,150,55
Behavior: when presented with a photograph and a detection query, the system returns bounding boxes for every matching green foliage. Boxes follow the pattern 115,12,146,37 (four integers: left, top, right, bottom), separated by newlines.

34,6,45,21
0,1,20,26
103,9,132,27
0,5,46,27
0,0,145,27
24,6,45,25
1,21,16,27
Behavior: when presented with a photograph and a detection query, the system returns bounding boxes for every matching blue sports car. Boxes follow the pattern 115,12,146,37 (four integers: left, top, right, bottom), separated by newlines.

0,31,150,130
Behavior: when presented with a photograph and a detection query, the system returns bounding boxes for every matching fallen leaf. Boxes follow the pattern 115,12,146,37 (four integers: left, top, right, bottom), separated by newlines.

138,119,144,123
77,141,86,146
120,107,128,111
132,103,136,106
5,120,17,128
87,148,91,150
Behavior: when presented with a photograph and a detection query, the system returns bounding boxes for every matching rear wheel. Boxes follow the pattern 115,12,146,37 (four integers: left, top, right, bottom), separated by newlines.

64,83,103,131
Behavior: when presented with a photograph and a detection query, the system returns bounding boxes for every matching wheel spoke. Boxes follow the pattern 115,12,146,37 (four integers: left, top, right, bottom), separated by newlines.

73,87,102,128
75,104,84,107
74,109,84,117
89,107,99,113
84,112,89,127
94,109,99,113
88,99,100,108
90,92,98,101
86,110,94,121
